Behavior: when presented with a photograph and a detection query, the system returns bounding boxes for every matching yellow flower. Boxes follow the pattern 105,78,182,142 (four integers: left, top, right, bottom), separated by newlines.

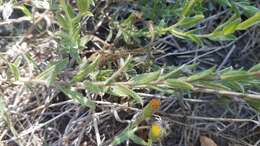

149,122,162,141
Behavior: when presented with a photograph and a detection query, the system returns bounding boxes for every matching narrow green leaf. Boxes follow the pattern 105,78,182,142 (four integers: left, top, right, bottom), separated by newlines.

111,127,137,146
16,5,32,17
73,55,100,82
249,63,260,72
130,71,160,85
187,67,215,82
223,18,241,35
112,85,143,105
166,79,193,90
213,14,238,32
230,2,240,17
59,86,95,110
221,70,251,81
245,98,260,111
160,64,199,80
181,0,196,17
69,46,81,64
23,53,38,71
64,3,76,19
186,34,202,45
129,134,148,146
9,64,20,80
36,59,68,86
76,0,91,15
76,0,93,16
72,15,82,25
239,5,260,17
57,15,70,30
84,81,104,94
198,81,231,90
218,0,231,7
237,12,260,30
208,31,237,41
223,81,245,93
168,28,186,39
160,65,186,80
177,14,204,28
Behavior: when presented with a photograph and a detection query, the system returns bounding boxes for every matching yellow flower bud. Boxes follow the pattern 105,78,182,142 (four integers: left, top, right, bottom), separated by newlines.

150,99,160,111
143,99,160,119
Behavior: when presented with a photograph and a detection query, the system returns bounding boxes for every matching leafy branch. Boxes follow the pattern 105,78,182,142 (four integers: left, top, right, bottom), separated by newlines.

113,0,260,44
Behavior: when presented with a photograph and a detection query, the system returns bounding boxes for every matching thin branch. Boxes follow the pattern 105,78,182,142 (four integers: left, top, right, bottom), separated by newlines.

162,112,260,125
192,87,260,100
93,113,102,146
0,17,32,26
13,77,260,101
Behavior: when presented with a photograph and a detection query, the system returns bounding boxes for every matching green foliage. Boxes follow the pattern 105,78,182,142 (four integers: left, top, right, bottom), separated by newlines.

186,67,215,82
111,127,145,146
176,14,205,28
16,5,32,17
59,86,96,110
73,55,100,82
36,59,68,86
166,79,193,90
220,70,252,81
111,84,143,105
57,0,93,63
111,0,260,45
249,63,260,72
129,70,161,85
8,56,22,81
111,99,160,145
9,63,20,80
237,12,260,30
76,0,93,16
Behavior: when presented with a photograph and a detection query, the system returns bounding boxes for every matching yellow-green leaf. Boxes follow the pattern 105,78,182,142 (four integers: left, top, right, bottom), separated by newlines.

9,64,20,80
36,59,68,86
249,63,260,72
221,70,251,81
76,0,94,15
166,79,193,90
16,5,32,17
129,134,148,146
111,127,137,146
223,18,241,35
73,55,100,82
181,0,196,17
84,81,104,94
130,71,160,85
187,67,215,82
59,86,95,110
112,85,143,105
237,12,260,30
177,14,204,28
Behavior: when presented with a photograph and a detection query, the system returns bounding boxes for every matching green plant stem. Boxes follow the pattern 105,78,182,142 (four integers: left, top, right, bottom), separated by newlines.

14,76,260,100
192,87,260,100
